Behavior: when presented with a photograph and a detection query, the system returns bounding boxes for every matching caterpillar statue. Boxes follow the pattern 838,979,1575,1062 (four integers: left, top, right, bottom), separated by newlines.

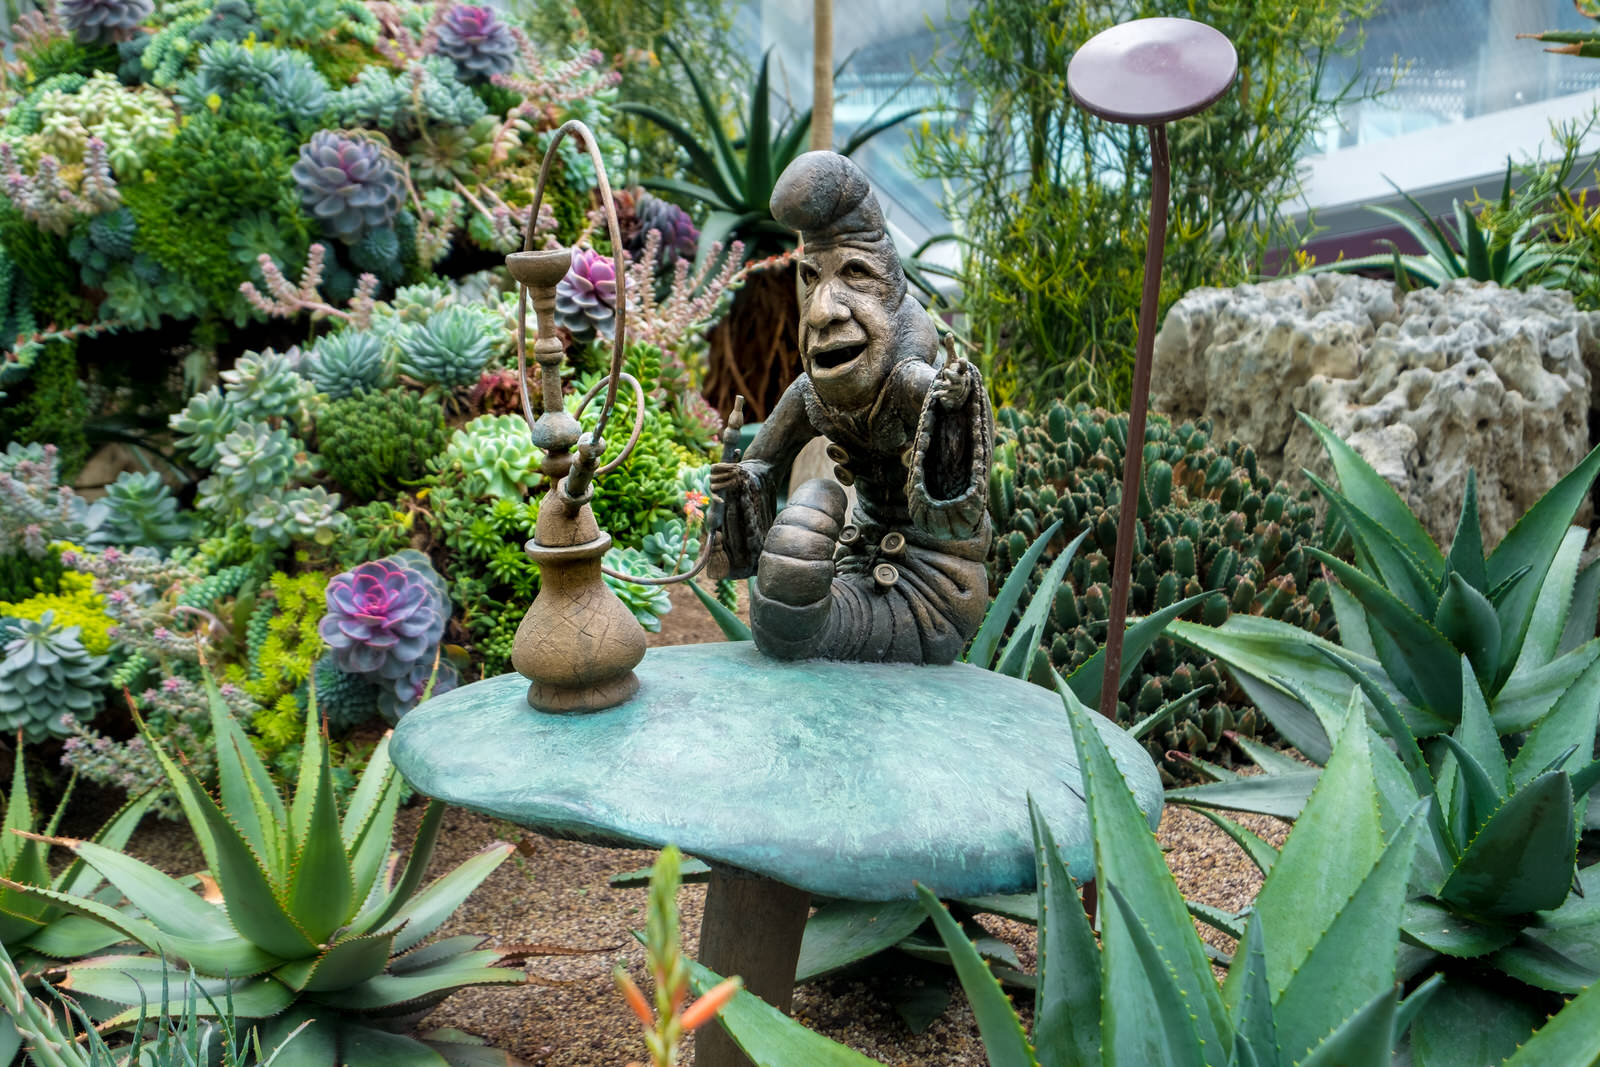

708,150,994,665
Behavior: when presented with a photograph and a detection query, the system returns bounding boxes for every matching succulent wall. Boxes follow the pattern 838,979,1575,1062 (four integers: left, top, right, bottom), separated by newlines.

1,239,731,816
0,0,618,337
0,0,627,467
987,401,1334,778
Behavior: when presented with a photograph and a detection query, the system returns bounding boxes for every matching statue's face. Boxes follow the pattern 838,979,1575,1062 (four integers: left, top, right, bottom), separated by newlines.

798,243,898,409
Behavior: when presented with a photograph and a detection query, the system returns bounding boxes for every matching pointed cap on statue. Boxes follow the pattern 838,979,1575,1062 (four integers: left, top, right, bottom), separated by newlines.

771,150,887,249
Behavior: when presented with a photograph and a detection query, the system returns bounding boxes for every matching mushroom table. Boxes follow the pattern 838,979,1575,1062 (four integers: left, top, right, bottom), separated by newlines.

389,641,1164,1067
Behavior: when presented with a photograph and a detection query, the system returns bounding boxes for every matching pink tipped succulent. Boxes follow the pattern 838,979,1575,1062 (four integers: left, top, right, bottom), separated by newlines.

432,4,518,81
555,248,618,340
319,550,450,682
630,192,699,269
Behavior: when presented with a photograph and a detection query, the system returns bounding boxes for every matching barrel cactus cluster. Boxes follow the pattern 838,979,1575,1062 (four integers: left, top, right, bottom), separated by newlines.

988,401,1333,774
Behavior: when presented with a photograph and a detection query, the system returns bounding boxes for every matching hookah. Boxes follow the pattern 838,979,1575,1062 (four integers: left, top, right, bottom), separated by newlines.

505,119,744,713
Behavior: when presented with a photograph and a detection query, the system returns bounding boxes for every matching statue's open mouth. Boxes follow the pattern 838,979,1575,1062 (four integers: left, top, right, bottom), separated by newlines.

812,341,867,372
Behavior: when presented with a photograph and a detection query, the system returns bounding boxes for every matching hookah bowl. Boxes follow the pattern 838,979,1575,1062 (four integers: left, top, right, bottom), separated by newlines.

504,177,646,713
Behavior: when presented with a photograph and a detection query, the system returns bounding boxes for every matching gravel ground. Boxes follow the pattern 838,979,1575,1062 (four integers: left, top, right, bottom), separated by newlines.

409,803,1287,1067
115,584,1291,1065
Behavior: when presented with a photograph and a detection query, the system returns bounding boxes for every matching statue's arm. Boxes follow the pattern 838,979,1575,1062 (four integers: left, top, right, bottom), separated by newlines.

708,380,820,579
902,358,993,541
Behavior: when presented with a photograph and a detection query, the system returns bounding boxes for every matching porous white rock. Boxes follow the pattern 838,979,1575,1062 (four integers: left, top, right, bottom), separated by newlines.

1151,274,1600,548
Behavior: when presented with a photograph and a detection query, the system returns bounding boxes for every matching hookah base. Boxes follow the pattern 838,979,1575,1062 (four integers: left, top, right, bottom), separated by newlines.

525,670,641,714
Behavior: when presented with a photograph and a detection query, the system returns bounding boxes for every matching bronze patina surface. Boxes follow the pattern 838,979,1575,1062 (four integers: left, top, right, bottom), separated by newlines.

389,642,1163,900
709,151,996,665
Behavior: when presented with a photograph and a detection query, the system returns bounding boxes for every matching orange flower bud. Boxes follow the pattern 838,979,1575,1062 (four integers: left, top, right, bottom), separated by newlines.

680,977,743,1031
614,968,653,1028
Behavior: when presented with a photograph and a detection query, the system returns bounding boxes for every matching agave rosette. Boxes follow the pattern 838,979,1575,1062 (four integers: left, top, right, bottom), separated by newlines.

0,761,152,968
3,679,523,1064
1165,413,1600,1055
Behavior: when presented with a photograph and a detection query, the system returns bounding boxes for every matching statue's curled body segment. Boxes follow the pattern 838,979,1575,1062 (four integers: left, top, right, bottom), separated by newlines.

708,151,995,665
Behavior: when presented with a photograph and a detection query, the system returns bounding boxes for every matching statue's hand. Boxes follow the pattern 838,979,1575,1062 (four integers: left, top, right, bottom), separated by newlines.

709,461,743,493
932,359,971,411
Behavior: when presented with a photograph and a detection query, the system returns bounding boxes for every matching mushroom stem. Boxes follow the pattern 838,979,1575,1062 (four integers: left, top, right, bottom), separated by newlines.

695,868,812,1067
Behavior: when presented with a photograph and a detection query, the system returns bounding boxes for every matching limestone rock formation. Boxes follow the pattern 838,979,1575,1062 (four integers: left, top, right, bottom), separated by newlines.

1152,275,1600,549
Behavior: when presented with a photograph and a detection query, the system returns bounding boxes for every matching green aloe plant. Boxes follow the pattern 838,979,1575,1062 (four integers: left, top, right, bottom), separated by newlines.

1,678,523,1065
691,691,1600,1066
1522,0,1600,58
1169,659,1600,1061
1171,414,1600,762
619,41,921,266
914,693,1436,1067
0,938,305,1067
1304,162,1592,292
1164,416,1600,1057
0,767,151,968
0,763,153,1065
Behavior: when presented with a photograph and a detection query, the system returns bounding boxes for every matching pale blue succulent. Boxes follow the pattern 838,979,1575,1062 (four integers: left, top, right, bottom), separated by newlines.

304,330,392,399
602,547,672,633
0,612,107,742
220,347,317,426
176,41,331,126
195,421,308,516
331,58,486,135
431,413,538,501
392,304,504,386
169,387,240,467
246,485,347,547
89,471,191,550
639,517,699,572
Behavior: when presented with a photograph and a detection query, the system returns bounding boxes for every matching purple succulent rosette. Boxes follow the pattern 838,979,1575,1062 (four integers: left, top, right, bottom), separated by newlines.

60,0,153,43
631,192,699,268
554,248,617,339
319,549,450,683
432,4,518,81
291,130,405,242
379,656,459,722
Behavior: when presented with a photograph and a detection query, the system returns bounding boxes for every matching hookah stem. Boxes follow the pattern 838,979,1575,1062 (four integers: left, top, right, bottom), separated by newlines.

1097,122,1170,722
708,396,746,535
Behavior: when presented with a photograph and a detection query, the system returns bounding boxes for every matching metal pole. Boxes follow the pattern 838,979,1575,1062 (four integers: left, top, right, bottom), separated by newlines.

812,0,834,151
1097,122,1169,722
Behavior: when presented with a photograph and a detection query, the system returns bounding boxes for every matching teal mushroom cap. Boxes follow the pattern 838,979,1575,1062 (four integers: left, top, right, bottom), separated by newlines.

389,642,1164,901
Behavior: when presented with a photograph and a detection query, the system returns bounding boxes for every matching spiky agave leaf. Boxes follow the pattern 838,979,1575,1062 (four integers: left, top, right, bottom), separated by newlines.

0,755,156,965
1,671,522,1060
